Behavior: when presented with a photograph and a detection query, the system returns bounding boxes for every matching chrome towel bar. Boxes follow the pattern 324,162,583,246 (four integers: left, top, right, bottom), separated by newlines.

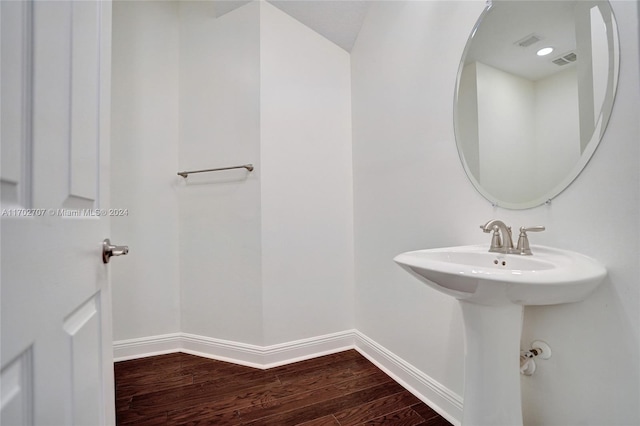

177,164,254,178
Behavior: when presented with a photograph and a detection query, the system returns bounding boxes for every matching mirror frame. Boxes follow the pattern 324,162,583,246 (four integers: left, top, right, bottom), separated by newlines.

453,1,620,209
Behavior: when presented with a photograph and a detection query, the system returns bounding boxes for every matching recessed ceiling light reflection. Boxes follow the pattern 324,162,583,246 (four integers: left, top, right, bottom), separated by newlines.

537,47,554,56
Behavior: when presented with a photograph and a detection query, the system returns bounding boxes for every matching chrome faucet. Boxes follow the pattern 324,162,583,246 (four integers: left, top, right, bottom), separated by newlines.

480,220,546,255
480,219,515,254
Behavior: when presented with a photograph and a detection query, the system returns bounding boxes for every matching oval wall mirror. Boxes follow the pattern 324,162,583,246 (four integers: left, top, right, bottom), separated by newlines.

454,0,619,209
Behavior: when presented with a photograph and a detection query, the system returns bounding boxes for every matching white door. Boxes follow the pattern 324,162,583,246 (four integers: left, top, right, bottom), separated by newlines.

1,1,117,425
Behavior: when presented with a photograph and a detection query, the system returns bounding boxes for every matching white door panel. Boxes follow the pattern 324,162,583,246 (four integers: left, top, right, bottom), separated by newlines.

1,1,115,425
0,0,31,208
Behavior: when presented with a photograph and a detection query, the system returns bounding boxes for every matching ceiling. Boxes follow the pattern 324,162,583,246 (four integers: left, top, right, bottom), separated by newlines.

212,0,599,78
212,0,369,52
465,1,592,81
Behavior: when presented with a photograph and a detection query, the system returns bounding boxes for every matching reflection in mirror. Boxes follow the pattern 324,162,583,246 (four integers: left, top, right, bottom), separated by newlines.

454,1,619,209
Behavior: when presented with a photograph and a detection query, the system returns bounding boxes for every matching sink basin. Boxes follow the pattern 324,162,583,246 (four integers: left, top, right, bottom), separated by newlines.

395,243,606,425
394,244,606,306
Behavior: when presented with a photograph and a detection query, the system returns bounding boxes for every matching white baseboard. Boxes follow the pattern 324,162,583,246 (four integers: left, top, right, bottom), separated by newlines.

352,331,463,425
112,333,182,361
180,330,356,369
113,330,462,425
113,330,355,368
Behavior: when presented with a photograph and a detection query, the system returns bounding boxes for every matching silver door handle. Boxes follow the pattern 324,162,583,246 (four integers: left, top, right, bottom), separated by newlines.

102,238,129,264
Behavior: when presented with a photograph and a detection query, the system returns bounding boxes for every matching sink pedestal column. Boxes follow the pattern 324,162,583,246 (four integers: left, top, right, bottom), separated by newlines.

459,301,524,426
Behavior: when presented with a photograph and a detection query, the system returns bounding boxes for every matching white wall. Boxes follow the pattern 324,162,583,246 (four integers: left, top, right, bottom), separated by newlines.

112,0,353,348
352,1,480,401
259,2,354,345
111,1,181,340
534,66,580,197
351,1,639,425
476,61,536,203
457,62,480,181
178,1,263,345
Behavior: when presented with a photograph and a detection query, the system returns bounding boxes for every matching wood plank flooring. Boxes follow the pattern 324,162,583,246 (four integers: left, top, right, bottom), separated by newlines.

115,349,452,425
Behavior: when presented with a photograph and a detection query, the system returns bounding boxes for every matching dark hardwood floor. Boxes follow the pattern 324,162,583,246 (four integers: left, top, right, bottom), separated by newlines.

115,349,452,425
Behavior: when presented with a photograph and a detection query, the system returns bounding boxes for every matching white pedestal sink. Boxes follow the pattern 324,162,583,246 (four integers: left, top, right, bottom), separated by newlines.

394,244,606,426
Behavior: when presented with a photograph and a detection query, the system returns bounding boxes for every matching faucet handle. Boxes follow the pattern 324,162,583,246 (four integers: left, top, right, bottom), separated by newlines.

521,226,545,233
516,226,545,255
